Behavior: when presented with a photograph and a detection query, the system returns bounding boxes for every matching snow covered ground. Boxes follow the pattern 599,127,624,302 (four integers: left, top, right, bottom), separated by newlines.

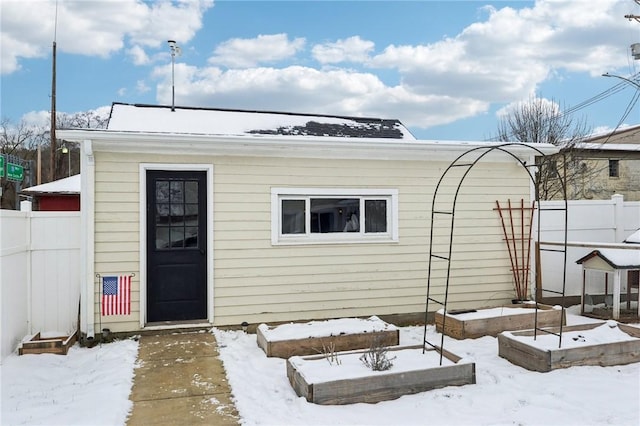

215,311,640,426
1,339,138,425
1,308,639,426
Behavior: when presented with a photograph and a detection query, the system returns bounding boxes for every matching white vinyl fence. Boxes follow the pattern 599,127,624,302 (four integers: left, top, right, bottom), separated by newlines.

537,194,640,298
0,202,80,362
0,195,637,362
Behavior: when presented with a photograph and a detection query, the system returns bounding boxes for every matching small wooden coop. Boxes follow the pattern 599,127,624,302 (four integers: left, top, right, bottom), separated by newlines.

576,248,640,321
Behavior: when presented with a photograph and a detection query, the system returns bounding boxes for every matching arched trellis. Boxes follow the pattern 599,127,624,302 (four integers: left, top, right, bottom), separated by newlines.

422,143,569,364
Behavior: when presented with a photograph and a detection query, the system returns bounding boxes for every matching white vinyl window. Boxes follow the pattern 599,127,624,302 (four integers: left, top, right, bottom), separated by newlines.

271,188,399,245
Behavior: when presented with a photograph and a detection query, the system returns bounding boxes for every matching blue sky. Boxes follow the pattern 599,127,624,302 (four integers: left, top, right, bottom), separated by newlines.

1,0,639,140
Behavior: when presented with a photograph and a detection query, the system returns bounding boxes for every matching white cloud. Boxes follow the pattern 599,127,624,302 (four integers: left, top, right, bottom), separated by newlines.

495,96,560,119
0,0,214,74
151,63,488,128
136,80,151,94
5,0,637,134
127,45,150,66
369,0,635,107
208,34,306,68
21,110,51,128
312,36,375,64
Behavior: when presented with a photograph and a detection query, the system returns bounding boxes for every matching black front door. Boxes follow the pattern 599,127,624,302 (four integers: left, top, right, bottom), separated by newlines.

147,170,207,322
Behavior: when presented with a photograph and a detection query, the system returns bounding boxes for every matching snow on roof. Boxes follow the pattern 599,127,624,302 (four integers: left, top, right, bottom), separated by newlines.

21,174,80,195
106,103,416,140
625,229,640,244
576,249,640,269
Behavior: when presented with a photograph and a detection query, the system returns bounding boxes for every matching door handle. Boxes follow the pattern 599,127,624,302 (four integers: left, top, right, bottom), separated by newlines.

200,248,206,256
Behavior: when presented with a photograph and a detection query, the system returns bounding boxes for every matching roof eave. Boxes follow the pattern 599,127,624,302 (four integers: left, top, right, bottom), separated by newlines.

57,129,559,161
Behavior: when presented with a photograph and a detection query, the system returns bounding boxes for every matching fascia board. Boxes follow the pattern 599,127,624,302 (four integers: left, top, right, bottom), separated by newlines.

57,129,559,162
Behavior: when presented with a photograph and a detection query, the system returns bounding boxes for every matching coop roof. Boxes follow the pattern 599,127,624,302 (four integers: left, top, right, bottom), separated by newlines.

576,249,640,270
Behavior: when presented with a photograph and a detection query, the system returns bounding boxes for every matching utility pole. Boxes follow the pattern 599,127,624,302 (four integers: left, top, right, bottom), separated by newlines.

49,1,58,182
50,39,57,182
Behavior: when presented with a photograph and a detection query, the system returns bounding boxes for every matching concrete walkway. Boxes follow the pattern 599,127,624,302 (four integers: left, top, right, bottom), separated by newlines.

127,331,240,425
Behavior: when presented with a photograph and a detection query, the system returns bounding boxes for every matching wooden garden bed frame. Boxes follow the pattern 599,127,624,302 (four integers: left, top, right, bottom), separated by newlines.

19,331,77,356
286,344,476,405
498,322,640,372
257,320,399,358
435,304,565,339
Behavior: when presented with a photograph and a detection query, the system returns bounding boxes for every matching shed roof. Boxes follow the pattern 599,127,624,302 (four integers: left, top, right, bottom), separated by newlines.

21,174,80,195
576,249,640,270
58,103,559,161
106,103,416,140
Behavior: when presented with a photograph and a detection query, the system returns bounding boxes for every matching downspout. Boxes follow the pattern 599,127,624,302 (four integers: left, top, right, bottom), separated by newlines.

80,140,95,340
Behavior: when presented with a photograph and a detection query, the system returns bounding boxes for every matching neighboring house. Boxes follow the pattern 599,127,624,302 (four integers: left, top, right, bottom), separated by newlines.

21,174,81,211
58,103,556,341
567,125,640,201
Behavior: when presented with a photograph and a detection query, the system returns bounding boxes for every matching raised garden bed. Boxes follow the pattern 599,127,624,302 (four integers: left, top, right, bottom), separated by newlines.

286,344,476,405
19,331,77,356
435,304,565,339
498,321,640,372
257,316,399,358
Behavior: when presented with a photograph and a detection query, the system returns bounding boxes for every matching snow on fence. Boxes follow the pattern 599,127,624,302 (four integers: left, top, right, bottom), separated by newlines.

0,202,80,362
536,194,640,298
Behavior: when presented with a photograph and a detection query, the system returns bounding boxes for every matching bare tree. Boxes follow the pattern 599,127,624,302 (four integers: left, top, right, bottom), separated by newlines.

58,110,108,130
495,96,594,200
0,118,46,209
1,109,108,209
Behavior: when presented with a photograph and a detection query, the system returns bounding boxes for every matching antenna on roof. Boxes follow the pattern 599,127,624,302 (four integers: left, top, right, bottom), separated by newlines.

167,40,181,112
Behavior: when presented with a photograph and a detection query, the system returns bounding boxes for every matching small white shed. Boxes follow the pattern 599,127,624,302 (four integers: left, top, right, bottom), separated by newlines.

58,103,558,341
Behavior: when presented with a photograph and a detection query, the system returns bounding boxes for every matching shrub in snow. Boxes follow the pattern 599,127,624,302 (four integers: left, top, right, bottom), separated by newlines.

322,341,341,366
359,337,396,371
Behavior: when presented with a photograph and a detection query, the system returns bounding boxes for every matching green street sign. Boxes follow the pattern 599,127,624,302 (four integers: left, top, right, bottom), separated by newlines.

0,155,4,178
7,162,24,182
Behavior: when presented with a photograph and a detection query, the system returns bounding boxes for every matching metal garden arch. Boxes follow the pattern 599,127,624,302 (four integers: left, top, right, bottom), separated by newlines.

421,143,569,363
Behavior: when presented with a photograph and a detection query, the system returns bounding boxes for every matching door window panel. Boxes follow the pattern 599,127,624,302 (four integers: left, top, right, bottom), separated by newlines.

155,179,200,250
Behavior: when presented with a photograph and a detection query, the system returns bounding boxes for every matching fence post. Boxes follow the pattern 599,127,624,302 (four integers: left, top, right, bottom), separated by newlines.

19,201,33,335
612,194,624,243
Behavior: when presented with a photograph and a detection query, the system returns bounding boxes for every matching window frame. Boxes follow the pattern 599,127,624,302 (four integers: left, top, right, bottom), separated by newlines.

271,188,399,245
608,159,620,178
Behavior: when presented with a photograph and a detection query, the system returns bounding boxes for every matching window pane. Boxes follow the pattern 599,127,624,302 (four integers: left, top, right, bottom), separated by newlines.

311,198,359,233
156,181,170,202
156,204,170,224
185,203,198,219
169,204,184,224
609,160,619,178
365,200,387,233
170,227,185,248
156,227,170,249
184,226,198,247
185,181,198,203
170,181,184,202
282,199,305,234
